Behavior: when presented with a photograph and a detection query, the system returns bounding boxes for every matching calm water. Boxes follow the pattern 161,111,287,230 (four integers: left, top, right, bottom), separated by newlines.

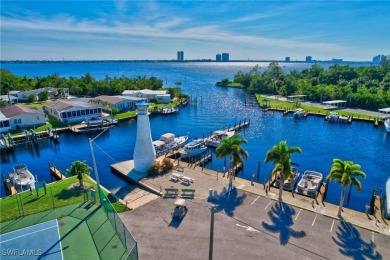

1,62,389,212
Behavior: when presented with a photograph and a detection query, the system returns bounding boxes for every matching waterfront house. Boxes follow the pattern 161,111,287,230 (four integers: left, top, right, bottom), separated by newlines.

0,94,18,105
44,98,102,123
0,104,46,132
93,95,141,112
122,89,171,104
10,87,69,101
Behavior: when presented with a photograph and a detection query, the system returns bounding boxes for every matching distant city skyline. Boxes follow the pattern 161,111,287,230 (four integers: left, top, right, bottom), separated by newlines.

1,1,389,61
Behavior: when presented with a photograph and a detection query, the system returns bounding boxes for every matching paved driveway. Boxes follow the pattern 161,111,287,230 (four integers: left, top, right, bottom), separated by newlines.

119,189,389,260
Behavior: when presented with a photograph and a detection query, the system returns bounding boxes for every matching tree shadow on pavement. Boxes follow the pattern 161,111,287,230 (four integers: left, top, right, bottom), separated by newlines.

332,221,382,259
262,202,306,245
207,187,246,217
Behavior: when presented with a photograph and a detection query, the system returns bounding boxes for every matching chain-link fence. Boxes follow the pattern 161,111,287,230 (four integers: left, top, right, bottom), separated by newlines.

99,187,138,260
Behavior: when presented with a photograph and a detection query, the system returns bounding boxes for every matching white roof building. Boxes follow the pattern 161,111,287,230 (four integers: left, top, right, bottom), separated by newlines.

122,89,171,104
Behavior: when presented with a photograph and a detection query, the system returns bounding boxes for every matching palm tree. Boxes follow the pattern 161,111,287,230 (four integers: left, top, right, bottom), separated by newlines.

216,133,249,192
326,159,366,217
66,160,92,188
264,140,301,201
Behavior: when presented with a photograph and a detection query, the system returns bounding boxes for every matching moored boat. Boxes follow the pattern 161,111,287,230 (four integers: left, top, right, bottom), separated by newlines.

205,130,235,148
293,108,304,120
159,107,179,114
9,164,35,187
385,118,390,133
326,111,338,123
179,138,207,159
295,170,323,197
154,133,188,157
273,163,300,191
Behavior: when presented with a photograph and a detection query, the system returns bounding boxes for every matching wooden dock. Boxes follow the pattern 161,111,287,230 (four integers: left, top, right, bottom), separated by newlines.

69,123,112,134
50,167,66,180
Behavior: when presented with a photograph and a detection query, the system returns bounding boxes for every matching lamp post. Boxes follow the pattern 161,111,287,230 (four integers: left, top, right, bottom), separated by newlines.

209,206,215,260
89,127,109,200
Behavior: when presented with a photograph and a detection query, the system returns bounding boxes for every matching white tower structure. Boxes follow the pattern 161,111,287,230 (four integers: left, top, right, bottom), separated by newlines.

133,101,156,172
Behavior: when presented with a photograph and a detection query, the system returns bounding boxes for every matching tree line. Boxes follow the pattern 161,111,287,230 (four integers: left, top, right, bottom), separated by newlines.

230,57,390,110
0,70,165,97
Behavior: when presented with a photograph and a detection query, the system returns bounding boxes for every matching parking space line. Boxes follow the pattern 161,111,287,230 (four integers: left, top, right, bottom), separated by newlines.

264,201,272,210
294,209,302,221
372,232,374,243
251,196,260,205
312,214,317,226
330,220,335,232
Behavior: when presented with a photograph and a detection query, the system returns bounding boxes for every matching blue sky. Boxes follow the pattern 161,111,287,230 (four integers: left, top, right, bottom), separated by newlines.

1,0,389,61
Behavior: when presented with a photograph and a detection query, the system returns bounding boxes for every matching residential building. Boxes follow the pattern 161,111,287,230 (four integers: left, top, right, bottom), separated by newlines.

0,95,18,105
177,51,184,61
306,56,312,62
44,98,102,123
222,53,229,62
0,104,46,132
122,89,171,104
216,54,222,62
93,95,140,112
9,87,69,102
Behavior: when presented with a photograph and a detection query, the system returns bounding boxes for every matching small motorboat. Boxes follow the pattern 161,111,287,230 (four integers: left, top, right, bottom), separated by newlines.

273,164,300,191
385,118,390,133
295,170,323,198
9,164,35,187
205,130,235,148
293,108,304,120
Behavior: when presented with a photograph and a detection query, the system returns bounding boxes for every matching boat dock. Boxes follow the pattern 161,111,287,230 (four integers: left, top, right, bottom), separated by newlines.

69,123,111,134
1,128,60,151
111,159,389,235
49,162,66,181
1,174,17,196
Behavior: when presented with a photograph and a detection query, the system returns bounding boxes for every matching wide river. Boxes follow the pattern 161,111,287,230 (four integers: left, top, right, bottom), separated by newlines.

1,62,389,212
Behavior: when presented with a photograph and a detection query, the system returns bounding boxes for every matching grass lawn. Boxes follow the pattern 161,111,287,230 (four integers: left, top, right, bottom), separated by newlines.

0,176,128,223
257,95,381,120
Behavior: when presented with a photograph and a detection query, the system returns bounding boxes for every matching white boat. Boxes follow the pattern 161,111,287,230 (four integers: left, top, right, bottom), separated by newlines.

153,140,168,157
179,138,207,159
273,164,300,191
205,130,235,148
338,115,348,123
385,118,390,133
160,107,179,114
293,108,304,120
295,170,323,197
386,177,390,219
326,112,338,123
154,133,188,157
9,164,35,187
82,117,107,126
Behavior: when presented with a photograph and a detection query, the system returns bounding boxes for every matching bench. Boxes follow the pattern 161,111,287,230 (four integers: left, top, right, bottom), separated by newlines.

164,188,179,197
181,189,195,197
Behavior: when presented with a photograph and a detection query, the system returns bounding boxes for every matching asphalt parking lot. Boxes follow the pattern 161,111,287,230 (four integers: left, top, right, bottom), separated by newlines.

120,189,389,260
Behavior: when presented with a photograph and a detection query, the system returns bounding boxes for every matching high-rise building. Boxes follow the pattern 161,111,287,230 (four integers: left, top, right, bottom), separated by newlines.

373,55,384,64
306,56,312,62
216,54,222,62
177,51,184,61
133,101,156,172
222,53,229,62
285,57,290,62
